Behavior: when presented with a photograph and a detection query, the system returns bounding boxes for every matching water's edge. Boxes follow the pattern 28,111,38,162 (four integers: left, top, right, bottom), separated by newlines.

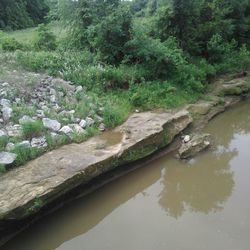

0,77,250,246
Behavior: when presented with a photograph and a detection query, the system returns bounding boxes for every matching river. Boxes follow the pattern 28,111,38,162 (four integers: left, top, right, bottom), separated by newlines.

2,100,250,250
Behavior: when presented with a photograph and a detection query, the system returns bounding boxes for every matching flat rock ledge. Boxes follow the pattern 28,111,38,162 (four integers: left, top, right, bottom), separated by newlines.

0,110,192,221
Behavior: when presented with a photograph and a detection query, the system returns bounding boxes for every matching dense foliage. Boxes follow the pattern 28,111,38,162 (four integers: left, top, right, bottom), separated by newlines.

0,0,250,122
0,0,49,30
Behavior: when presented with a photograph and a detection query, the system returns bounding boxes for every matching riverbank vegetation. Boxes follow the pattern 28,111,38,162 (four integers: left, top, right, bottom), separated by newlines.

0,0,250,171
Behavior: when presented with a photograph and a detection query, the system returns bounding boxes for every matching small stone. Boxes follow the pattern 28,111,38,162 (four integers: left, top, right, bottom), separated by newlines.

18,141,31,148
50,95,57,103
19,115,35,124
0,99,11,107
37,110,45,118
183,135,191,143
69,124,84,134
135,109,140,113
0,152,17,165
42,118,61,132
86,117,95,126
2,82,9,87
5,143,15,151
99,123,105,131
0,129,7,137
79,119,87,128
2,106,13,121
31,136,47,148
49,88,56,96
6,124,22,137
59,126,73,135
75,86,83,93
15,98,21,104
41,105,50,112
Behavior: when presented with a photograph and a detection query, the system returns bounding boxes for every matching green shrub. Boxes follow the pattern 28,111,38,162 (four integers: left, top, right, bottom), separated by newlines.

0,164,6,175
0,136,9,151
22,121,45,139
33,24,57,51
11,145,42,167
1,36,24,51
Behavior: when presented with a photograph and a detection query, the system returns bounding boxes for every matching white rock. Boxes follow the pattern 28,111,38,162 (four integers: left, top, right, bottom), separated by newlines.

15,98,21,104
19,115,35,124
98,123,105,131
0,99,11,107
37,110,45,118
0,129,7,137
69,124,84,134
183,135,191,143
2,106,12,121
42,118,61,132
18,141,31,148
2,82,9,87
59,126,73,135
31,136,47,148
79,119,87,128
5,143,15,151
0,152,17,165
75,86,83,93
6,124,22,137
50,95,57,103
49,88,56,96
86,117,95,126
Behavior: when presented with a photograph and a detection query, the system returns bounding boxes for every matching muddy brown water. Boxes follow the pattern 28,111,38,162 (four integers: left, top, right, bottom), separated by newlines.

2,100,250,250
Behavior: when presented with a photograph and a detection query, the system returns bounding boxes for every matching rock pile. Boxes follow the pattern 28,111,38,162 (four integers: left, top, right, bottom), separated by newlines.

0,76,106,167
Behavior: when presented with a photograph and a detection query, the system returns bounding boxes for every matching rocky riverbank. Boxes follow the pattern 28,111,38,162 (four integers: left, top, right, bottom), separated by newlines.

0,74,249,246
0,70,105,169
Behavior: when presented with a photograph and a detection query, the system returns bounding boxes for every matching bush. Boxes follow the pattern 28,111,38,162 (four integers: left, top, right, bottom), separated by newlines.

33,24,57,51
0,36,24,51
125,29,186,79
0,136,9,150
207,34,237,63
93,6,132,64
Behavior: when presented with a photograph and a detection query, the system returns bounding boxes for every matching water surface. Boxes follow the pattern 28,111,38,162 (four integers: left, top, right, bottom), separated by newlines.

2,100,250,250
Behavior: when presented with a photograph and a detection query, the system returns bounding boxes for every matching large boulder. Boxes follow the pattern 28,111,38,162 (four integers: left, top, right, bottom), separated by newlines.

178,133,211,159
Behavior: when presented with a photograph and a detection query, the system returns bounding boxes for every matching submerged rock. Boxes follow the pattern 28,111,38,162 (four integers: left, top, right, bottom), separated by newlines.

178,133,211,159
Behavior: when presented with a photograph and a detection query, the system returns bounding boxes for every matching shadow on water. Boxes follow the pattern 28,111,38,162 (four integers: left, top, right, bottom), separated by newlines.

2,100,250,250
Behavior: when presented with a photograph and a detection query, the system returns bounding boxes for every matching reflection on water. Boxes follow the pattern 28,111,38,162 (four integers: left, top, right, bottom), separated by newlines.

2,100,250,250
159,152,235,218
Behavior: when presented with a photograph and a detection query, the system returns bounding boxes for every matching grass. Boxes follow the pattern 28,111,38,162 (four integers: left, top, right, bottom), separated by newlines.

0,136,9,151
0,22,249,173
21,121,45,139
7,21,67,45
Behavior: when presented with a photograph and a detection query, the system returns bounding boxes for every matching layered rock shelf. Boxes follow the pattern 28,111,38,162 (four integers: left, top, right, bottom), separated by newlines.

0,110,192,221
